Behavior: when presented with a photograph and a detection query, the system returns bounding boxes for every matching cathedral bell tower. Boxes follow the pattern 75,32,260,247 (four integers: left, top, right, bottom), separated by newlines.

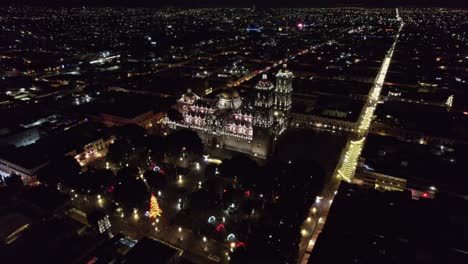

273,64,293,136
253,74,275,128
274,64,293,112
251,74,275,158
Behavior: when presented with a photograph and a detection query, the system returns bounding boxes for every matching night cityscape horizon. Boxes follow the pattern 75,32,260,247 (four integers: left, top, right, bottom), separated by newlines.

0,2,467,264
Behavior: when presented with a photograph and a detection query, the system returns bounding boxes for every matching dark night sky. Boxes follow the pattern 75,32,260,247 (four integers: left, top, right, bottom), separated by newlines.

3,0,467,7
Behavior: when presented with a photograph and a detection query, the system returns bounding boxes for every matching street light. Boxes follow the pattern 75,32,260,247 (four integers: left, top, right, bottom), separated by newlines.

315,196,322,203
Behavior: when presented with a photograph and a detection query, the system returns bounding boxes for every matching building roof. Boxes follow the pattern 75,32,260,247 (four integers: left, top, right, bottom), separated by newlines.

123,237,182,264
217,88,240,100
308,182,468,264
0,143,50,171
0,121,109,171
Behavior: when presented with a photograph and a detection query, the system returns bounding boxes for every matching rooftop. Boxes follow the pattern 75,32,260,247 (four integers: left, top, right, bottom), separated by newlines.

309,182,468,264
123,237,182,264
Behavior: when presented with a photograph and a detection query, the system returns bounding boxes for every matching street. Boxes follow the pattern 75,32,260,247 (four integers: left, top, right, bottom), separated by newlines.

298,9,404,264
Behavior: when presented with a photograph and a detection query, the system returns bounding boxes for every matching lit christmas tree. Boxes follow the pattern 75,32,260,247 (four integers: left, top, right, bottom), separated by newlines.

149,193,162,219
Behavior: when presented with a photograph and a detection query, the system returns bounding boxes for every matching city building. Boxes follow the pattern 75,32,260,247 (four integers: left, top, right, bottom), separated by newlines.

308,182,468,264
168,66,293,158
123,237,183,264
0,127,42,148
0,122,114,184
0,146,49,186
91,109,164,129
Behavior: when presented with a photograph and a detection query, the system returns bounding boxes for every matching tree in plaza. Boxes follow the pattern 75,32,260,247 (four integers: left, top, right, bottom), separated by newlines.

112,167,149,209
165,129,203,158
254,160,279,198
187,189,220,232
106,140,132,165
145,135,166,160
37,156,81,187
240,199,255,220
144,170,167,191
204,163,219,179
204,177,225,198
189,189,219,213
149,193,163,219
114,124,145,143
221,186,244,210
231,211,302,264
220,154,259,189
82,169,114,194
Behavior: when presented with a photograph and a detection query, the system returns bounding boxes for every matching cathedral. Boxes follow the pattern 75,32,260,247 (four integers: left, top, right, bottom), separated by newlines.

167,65,293,158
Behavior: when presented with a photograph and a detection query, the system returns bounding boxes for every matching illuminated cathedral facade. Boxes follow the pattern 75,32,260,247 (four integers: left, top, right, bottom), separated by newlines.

168,65,293,158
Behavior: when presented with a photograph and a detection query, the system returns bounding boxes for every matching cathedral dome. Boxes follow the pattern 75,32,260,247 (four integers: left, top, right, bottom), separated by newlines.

218,89,240,100
217,88,242,110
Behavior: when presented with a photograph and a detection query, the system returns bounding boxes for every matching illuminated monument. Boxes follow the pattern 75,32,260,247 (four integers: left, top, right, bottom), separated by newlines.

168,65,293,158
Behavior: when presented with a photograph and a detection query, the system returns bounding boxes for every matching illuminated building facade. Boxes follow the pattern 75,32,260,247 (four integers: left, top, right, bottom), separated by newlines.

169,67,293,158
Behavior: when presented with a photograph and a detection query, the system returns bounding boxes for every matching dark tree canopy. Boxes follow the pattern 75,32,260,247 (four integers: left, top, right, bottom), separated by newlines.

80,169,114,194
107,140,132,164
165,129,203,156
220,154,259,188
230,158,326,264
114,124,145,141
144,170,167,191
38,156,81,187
145,135,166,156
112,167,149,209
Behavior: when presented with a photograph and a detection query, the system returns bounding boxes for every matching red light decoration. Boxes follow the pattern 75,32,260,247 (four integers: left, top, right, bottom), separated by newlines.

87,257,98,264
236,242,246,248
223,189,227,193
216,224,225,232
245,190,251,197
108,185,115,193
422,192,429,198
297,22,304,29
